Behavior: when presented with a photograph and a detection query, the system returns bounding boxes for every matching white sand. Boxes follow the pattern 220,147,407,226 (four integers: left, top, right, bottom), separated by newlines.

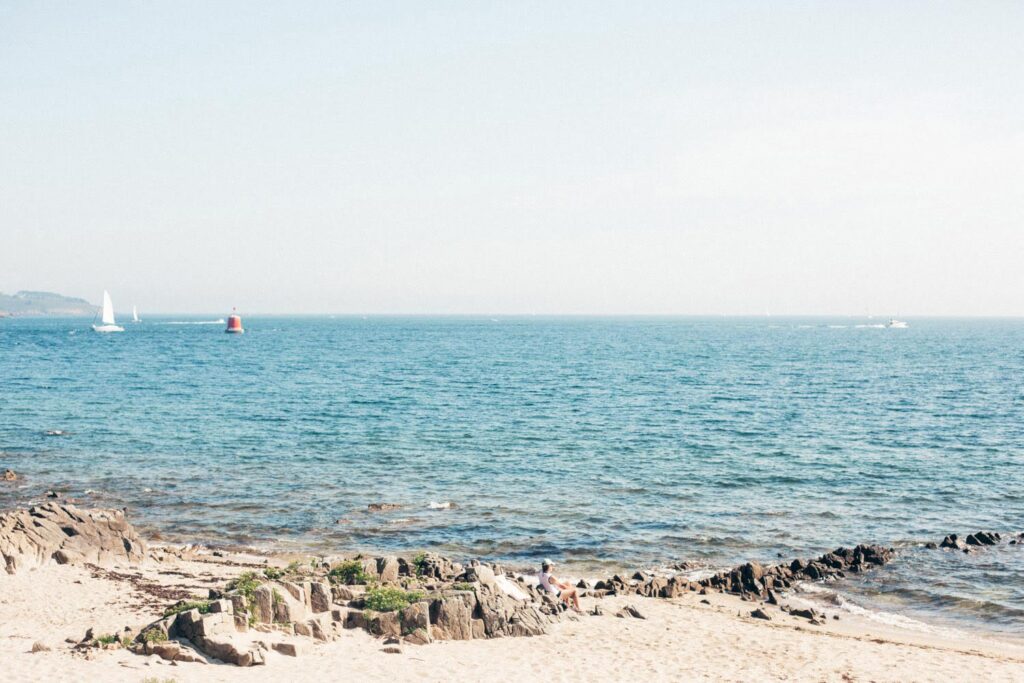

2,557,1023,683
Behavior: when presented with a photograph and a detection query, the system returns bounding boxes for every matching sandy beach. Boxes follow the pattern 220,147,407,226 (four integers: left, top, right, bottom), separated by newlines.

2,542,1022,683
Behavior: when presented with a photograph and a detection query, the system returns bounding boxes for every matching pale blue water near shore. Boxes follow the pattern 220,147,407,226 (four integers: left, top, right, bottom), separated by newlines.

1,316,1022,637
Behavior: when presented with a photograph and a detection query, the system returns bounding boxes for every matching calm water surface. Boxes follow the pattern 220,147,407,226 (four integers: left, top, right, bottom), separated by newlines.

1,316,1022,636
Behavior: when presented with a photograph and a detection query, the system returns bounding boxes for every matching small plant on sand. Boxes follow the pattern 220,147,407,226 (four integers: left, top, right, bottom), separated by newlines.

141,628,168,644
328,560,371,585
363,586,425,612
96,633,118,645
263,566,284,580
286,559,303,573
162,600,212,617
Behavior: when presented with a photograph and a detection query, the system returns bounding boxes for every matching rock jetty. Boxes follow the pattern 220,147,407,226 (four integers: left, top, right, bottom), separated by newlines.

589,544,895,601
0,503,147,574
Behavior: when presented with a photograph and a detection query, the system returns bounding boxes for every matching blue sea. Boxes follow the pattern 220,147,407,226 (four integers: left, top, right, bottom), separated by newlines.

1,316,1022,638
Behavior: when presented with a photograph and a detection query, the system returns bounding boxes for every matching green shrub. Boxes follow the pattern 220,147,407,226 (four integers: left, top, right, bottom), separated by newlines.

363,586,425,612
412,552,428,577
225,571,263,625
263,566,284,580
328,560,371,585
162,600,212,617
96,633,118,645
227,571,262,599
451,582,476,592
286,559,303,573
141,628,168,643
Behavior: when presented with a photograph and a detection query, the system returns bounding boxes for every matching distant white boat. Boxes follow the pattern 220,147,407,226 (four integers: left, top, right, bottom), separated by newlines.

132,305,140,323
92,290,124,333
886,318,909,329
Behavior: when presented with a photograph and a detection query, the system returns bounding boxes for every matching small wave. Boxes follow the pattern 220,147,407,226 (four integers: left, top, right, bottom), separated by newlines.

791,582,965,637
153,319,226,325
429,501,456,509
855,324,886,329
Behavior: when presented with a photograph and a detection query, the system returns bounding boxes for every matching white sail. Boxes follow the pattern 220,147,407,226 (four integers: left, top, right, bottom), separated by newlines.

132,305,139,322
101,290,116,325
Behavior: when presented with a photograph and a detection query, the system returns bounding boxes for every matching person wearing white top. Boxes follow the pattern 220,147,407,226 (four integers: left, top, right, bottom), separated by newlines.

537,559,581,612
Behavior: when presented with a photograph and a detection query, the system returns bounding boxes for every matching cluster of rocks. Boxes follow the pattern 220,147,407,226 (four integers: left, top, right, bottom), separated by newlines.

932,531,1017,552
0,503,147,574
3,469,15,481
587,544,895,602
18,502,1015,667
129,553,557,666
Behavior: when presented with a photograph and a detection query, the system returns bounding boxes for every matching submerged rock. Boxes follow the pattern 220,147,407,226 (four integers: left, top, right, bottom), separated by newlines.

367,503,402,512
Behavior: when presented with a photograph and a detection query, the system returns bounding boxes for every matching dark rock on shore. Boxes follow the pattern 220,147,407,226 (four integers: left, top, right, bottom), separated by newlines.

616,605,645,619
590,544,894,602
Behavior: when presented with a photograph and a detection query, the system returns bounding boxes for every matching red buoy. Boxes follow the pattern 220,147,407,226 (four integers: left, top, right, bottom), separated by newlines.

225,311,244,334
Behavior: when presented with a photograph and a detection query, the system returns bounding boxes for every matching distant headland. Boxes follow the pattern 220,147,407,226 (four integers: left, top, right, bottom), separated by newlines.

0,291,95,317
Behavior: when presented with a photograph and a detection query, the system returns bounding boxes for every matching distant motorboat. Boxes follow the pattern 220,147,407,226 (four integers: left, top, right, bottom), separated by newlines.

91,290,124,333
132,305,140,323
886,318,909,329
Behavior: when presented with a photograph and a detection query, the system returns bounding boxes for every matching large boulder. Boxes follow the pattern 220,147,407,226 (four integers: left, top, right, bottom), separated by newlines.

310,581,332,612
415,553,463,581
463,564,497,588
399,601,431,643
194,635,265,667
429,593,475,640
364,610,401,638
0,503,147,574
376,556,400,583
475,586,548,638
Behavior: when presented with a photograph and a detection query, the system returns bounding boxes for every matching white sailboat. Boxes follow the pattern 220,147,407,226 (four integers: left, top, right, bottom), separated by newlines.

132,305,140,323
92,290,124,333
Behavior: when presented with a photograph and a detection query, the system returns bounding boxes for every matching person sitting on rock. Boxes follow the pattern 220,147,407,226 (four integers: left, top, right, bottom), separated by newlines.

538,559,581,612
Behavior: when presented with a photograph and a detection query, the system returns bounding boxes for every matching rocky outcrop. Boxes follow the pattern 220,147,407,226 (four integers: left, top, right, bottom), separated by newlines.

0,503,147,574
591,544,895,601
410,552,463,581
937,531,1012,551
135,602,265,666
127,558,555,666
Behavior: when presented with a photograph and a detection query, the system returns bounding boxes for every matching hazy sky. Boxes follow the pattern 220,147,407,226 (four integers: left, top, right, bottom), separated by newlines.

2,1,1021,315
